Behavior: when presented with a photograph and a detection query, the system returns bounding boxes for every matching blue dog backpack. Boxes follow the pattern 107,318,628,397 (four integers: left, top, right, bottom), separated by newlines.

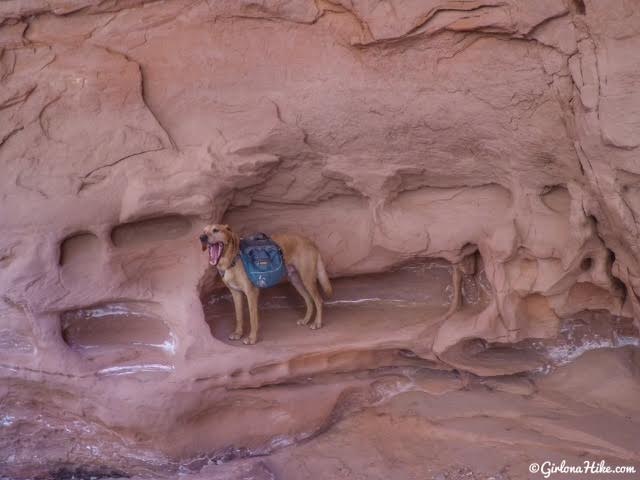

239,233,287,288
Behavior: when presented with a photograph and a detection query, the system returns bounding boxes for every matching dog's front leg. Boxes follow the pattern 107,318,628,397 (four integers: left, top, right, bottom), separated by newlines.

244,287,260,345
229,288,245,340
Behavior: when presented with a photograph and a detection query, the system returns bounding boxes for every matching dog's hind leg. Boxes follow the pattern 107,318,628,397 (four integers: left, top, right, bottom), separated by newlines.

299,267,324,330
288,266,314,326
244,287,260,345
229,288,245,340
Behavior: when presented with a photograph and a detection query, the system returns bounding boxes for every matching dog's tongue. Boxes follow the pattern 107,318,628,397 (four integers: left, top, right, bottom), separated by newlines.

208,243,222,266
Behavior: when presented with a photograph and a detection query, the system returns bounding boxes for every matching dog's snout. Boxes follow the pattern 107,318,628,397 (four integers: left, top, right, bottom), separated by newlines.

199,234,208,242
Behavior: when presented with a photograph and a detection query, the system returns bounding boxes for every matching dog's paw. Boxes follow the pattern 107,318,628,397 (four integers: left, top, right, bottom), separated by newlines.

309,322,322,330
243,336,257,345
296,318,310,326
228,332,243,341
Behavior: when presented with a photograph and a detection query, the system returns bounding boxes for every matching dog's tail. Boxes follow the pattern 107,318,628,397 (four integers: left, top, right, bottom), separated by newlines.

316,255,333,297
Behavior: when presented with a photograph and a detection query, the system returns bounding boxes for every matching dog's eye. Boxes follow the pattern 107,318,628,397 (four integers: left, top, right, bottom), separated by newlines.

212,228,219,233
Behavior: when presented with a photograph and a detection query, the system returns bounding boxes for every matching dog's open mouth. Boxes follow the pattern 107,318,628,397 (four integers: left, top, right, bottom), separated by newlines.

208,242,224,266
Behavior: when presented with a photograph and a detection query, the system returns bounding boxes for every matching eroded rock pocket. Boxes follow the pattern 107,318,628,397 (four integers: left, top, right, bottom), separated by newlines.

59,232,101,267
442,311,640,376
110,215,192,247
61,302,175,374
201,258,491,349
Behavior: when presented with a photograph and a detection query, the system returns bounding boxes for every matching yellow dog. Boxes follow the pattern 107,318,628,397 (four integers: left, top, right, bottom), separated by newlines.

200,224,332,344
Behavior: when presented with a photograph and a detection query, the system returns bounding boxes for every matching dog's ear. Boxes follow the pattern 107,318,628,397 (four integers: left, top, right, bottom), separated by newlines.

228,229,239,254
